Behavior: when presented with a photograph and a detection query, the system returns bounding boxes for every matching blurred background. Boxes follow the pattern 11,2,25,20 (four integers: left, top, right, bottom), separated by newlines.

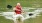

0,0,42,23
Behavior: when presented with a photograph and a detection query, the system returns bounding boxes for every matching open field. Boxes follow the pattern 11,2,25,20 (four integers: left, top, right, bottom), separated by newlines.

0,0,42,12
0,13,42,23
0,8,42,23
0,0,42,23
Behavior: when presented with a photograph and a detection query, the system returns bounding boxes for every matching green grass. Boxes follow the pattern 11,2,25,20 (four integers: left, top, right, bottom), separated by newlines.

0,16,13,23
0,14,42,23
0,0,42,12
0,0,42,23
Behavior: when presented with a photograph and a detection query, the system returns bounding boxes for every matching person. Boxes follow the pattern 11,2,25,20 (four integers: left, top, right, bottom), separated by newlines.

13,3,24,23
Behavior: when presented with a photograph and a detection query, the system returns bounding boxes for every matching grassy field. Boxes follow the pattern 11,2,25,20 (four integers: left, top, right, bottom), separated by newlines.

0,0,42,23
0,0,42,12
0,13,42,23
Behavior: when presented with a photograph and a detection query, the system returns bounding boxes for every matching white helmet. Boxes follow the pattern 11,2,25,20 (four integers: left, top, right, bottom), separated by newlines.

17,3,20,5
